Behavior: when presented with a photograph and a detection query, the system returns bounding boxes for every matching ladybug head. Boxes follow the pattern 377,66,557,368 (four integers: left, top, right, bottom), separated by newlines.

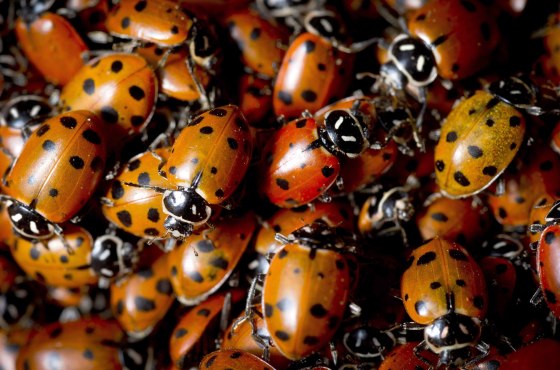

7,200,54,240
91,235,138,280
384,34,437,89
304,10,347,44
424,313,481,366
1,95,52,130
189,20,220,71
320,109,369,158
164,216,194,240
545,200,560,224
343,326,396,359
488,76,536,109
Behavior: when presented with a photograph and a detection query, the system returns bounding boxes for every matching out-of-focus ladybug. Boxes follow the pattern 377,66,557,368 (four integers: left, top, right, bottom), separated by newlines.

9,225,98,288
500,339,560,369
434,77,539,199
90,234,140,284
0,94,53,132
2,110,107,241
111,252,174,339
170,290,245,368
259,110,371,207
401,238,489,367
199,349,276,370
528,194,558,245
416,196,490,247
343,325,398,360
358,185,416,244
259,223,354,360
224,9,289,79
128,105,252,239
15,318,126,370
255,200,354,255
0,328,33,370
59,53,157,147
167,212,256,305
15,7,87,85
237,74,273,127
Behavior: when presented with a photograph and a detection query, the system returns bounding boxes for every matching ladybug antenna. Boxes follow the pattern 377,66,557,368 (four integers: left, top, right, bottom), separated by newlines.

122,181,168,194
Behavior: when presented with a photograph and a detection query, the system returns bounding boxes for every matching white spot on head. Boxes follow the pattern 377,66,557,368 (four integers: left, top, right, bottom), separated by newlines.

30,221,39,234
9,107,19,118
99,249,111,261
459,323,469,335
319,18,333,33
373,337,381,347
417,55,425,71
101,268,114,277
334,116,344,129
441,326,449,338
30,104,41,117
341,135,357,142
399,44,415,51
11,213,22,222
191,204,197,215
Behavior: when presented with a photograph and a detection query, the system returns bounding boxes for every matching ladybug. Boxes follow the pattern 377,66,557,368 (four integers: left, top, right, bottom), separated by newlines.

199,349,275,370
0,94,53,131
479,256,516,320
167,212,256,305
272,11,357,118
416,196,490,247
130,105,252,239
59,53,157,146
237,74,273,127
255,200,354,255
259,112,370,207
224,9,289,79
358,185,416,244
102,148,174,240
378,0,499,118
434,78,533,199
111,252,174,339
401,238,488,367
9,225,98,288
170,290,245,369
15,9,88,85
224,305,292,369
528,194,558,245
261,223,354,360
2,110,107,240
91,234,140,284
15,318,126,370
255,0,325,21
0,328,32,370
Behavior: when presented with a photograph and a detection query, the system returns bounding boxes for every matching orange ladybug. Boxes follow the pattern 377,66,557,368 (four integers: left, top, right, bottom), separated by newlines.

199,349,276,370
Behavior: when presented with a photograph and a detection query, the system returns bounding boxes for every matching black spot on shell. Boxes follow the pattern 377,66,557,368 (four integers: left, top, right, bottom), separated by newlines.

467,145,483,158
545,231,556,244
42,140,56,151
227,138,238,150
230,351,242,359
50,327,63,338
197,308,211,317
82,129,101,144
170,25,179,34
498,207,507,219
250,27,261,40
111,181,125,199
175,328,188,338
435,160,445,172
111,60,123,73
131,115,144,126
60,255,68,263
486,97,500,109
128,159,141,171
473,295,484,309
117,210,132,227
276,298,292,312
509,116,521,127
460,0,476,12
83,349,94,360
188,271,204,283
454,171,470,186
90,156,103,172
30,247,40,260
456,279,466,287
264,303,274,317
209,108,227,117
49,188,58,197
134,1,147,11
209,256,228,270
210,167,217,174
276,178,289,190
452,63,460,72
215,189,225,198
303,336,320,345
278,249,288,259
431,212,448,222
317,63,326,71
449,249,468,261
70,156,85,169
510,143,517,150
121,17,130,29
486,118,494,127
495,264,508,274
446,131,458,142
147,208,159,222
482,166,497,176
138,172,150,185
322,166,335,178
278,91,292,105
432,34,449,47
430,282,441,289
310,304,328,318
100,106,119,124
135,296,156,311
303,40,316,53
129,85,146,101
200,126,213,134
275,330,290,341
301,90,317,102
417,251,436,265
36,125,50,136
82,79,95,95
545,289,557,304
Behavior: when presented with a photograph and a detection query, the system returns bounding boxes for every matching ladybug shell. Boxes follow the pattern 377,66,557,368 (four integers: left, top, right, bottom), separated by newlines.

501,339,560,370
0,126,26,194
379,342,436,370
416,197,490,247
223,306,291,369
407,0,499,80
4,110,107,223
401,238,487,325
200,349,276,370
105,0,194,47
0,254,20,293
111,252,174,339
69,0,110,32
60,53,157,145
167,212,255,305
479,256,516,319
255,201,354,255
10,225,97,288
15,12,88,85
435,90,525,198
263,243,351,360
102,148,173,239
537,225,560,318
273,33,354,118
169,290,245,368
16,318,124,370
0,205,15,247
259,117,340,208
488,146,560,227
528,194,557,244
162,105,252,205
224,9,289,79
238,74,273,127
136,45,212,102
0,328,32,370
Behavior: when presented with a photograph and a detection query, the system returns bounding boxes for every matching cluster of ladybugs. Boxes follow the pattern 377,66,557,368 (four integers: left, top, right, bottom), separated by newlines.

0,0,559,369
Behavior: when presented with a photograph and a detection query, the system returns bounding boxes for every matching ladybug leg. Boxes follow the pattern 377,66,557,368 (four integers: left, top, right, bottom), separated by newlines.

100,197,114,207
530,288,545,306
53,225,74,255
335,37,385,54
184,57,211,111
463,341,490,367
104,160,121,181
413,88,427,152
